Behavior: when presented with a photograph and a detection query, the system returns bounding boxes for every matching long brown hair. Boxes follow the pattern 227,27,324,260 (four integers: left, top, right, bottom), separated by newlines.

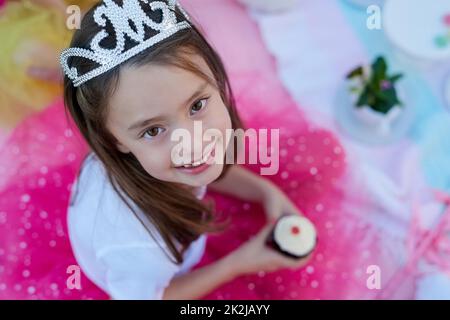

63,0,244,264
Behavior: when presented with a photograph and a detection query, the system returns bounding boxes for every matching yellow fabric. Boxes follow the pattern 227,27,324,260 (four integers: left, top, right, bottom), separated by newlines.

0,0,96,128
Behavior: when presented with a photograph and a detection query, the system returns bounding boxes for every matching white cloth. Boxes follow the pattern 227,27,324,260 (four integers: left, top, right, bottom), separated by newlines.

67,153,207,300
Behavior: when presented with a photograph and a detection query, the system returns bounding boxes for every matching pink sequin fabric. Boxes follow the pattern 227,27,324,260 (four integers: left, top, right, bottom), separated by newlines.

0,99,108,299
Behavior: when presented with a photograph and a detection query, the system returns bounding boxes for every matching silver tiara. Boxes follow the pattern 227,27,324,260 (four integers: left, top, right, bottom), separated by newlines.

60,0,191,87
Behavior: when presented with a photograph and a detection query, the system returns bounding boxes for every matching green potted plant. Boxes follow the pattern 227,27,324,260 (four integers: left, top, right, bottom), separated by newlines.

238,0,299,12
346,56,404,136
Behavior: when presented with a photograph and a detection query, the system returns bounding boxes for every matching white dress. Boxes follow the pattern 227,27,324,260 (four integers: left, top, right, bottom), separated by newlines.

67,153,207,300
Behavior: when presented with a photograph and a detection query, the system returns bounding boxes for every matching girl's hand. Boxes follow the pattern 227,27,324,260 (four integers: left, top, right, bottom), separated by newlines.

18,41,63,84
261,181,303,224
227,224,312,275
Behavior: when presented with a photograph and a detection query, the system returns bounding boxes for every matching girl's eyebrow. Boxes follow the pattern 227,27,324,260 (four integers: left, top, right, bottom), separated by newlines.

127,81,209,132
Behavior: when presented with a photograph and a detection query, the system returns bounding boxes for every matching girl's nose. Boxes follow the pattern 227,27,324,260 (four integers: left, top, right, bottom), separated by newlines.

170,121,210,164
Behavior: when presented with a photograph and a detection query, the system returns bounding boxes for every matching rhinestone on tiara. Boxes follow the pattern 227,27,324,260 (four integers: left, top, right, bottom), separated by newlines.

60,0,191,87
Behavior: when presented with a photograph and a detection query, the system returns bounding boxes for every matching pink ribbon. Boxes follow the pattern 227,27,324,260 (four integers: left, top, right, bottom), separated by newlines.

377,189,450,299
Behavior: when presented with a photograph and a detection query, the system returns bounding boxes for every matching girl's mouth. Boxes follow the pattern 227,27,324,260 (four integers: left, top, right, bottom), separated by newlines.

175,147,216,175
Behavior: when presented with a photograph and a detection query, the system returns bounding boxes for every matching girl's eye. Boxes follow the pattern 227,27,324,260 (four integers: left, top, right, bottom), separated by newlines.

190,98,208,116
142,127,165,140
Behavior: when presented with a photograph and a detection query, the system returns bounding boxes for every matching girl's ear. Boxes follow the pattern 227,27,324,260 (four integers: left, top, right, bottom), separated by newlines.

116,142,131,154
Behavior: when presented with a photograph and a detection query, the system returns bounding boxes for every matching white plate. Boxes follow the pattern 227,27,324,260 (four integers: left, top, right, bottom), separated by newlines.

384,0,450,62
445,73,450,109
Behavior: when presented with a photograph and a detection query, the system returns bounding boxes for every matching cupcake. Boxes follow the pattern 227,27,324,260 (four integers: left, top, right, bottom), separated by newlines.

266,214,317,259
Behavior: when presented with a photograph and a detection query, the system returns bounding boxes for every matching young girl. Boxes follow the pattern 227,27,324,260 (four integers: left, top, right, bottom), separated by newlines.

61,0,313,300
0,0,389,300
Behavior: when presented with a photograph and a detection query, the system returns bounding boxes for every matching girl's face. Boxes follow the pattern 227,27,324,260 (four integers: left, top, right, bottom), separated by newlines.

106,54,232,188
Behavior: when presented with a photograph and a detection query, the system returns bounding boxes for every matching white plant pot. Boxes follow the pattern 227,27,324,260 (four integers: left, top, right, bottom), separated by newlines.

237,0,299,13
335,77,415,145
353,105,403,137
348,83,406,138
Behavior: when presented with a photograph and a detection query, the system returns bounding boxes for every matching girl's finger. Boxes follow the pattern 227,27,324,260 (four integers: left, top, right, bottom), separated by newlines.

257,224,274,239
283,253,313,269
